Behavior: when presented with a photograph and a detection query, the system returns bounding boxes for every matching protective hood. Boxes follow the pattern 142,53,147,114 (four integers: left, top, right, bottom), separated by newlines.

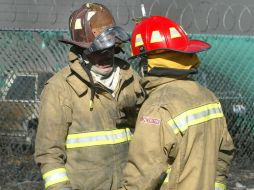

147,52,200,72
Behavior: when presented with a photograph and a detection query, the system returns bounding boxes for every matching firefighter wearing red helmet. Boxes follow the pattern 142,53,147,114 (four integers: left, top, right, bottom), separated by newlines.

119,16,234,190
34,3,145,190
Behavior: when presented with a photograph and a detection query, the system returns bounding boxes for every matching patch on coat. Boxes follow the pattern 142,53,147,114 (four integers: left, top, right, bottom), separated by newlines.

140,116,161,126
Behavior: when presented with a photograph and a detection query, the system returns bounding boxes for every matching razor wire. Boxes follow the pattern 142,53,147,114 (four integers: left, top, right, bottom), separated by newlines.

0,31,253,189
2,0,254,35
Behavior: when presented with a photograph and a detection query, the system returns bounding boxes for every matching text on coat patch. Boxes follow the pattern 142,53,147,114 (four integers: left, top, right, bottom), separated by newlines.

141,116,161,125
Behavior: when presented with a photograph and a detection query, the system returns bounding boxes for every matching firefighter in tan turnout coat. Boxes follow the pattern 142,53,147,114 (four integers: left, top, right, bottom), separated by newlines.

120,16,235,190
34,3,144,190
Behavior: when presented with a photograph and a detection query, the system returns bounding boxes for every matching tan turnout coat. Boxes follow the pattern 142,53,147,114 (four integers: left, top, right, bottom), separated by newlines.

121,76,235,190
35,50,145,190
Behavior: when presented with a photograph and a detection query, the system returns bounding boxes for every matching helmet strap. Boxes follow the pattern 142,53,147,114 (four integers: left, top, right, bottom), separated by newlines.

76,51,95,111
139,46,148,76
78,51,92,66
77,54,85,64
139,56,148,77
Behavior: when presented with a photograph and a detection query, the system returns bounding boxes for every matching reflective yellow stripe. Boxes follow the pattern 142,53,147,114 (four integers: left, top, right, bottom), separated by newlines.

66,128,132,148
163,167,171,183
168,103,224,134
43,168,69,189
215,182,226,190
135,34,144,47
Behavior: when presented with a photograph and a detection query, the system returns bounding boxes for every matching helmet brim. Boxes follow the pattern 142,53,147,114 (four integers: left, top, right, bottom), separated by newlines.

129,39,211,60
59,38,91,49
184,39,211,53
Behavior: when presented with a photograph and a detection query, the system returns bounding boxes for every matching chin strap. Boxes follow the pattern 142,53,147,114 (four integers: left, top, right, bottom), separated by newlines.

138,46,149,77
140,56,148,76
82,65,95,111
78,53,95,111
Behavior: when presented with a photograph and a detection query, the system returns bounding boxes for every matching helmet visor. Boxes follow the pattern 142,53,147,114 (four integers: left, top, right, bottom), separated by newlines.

88,26,129,52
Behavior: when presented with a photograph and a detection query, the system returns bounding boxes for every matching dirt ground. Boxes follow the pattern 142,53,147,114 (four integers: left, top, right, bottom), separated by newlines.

0,155,253,190
228,166,254,190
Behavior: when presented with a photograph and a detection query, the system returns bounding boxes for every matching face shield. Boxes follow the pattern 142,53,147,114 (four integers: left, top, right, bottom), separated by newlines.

85,26,130,54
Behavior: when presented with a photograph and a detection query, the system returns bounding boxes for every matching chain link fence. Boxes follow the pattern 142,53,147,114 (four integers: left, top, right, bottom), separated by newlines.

0,31,253,189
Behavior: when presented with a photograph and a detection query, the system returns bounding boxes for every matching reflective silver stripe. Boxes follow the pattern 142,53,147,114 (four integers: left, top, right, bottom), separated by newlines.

66,128,132,148
43,168,69,189
168,103,224,134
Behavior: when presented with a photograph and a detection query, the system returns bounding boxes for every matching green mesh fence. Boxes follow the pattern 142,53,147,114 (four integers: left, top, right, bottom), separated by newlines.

192,35,254,166
0,31,253,189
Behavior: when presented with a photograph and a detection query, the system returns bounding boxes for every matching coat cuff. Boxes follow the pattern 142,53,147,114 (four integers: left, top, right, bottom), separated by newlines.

43,167,70,189
215,182,226,190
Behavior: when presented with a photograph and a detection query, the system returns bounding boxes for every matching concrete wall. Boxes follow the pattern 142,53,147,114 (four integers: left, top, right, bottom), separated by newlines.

1,0,254,35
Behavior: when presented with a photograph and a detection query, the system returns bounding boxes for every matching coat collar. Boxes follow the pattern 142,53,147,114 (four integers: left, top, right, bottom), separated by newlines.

66,51,89,96
66,50,134,97
114,57,134,81
141,76,185,95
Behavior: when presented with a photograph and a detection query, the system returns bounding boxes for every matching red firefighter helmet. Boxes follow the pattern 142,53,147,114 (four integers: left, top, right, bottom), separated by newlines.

130,16,211,57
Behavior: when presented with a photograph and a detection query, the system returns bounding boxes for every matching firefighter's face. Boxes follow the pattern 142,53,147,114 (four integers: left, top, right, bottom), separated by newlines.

86,46,115,76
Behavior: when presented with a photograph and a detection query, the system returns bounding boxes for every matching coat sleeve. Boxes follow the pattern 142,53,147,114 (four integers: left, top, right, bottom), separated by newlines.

34,81,72,190
119,105,174,190
121,70,146,129
133,72,146,109
215,121,235,190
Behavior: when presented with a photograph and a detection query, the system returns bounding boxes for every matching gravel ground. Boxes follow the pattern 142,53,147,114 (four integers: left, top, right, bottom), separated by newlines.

0,155,253,190
228,167,254,190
